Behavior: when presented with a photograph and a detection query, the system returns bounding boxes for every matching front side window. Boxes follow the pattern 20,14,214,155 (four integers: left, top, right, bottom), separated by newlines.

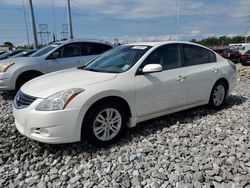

183,44,216,66
31,45,58,57
141,44,181,70
83,45,151,73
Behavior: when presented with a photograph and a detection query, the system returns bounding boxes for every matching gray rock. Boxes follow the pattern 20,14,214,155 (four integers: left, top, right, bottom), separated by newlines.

150,181,160,188
194,181,202,188
0,69,250,188
152,172,168,180
131,177,141,187
50,167,58,174
70,176,81,184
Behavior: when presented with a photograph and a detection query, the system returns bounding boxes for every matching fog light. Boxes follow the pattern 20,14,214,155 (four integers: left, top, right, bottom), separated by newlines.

40,128,49,136
32,128,40,134
32,128,49,136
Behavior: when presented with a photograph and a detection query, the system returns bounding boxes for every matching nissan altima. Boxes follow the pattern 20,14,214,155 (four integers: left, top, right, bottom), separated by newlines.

13,41,237,146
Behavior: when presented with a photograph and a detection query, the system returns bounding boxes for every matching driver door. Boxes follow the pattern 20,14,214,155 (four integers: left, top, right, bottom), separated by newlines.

46,42,82,72
135,44,187,118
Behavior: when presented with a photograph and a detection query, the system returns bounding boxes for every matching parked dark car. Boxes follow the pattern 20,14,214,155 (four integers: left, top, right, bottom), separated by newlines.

11,50,37,58
211,47,241,63
0,50,25,60
241,50,250,66
0,51,6,56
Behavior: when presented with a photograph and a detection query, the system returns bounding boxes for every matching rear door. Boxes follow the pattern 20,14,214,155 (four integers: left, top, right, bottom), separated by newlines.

47,42,82,72
181,44,219,104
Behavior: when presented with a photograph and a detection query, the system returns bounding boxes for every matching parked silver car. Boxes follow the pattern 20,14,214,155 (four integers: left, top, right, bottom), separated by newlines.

0,39,113,90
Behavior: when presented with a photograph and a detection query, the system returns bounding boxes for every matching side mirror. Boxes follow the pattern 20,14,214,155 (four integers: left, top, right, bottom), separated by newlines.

142,64,163,74
50,52,59,59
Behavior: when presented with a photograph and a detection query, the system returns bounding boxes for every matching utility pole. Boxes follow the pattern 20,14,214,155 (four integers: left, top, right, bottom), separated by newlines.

176,0,180,41
245,15,250,43
28,0,38,49
22,0,30,48
51,0,57,41
67,0,74,39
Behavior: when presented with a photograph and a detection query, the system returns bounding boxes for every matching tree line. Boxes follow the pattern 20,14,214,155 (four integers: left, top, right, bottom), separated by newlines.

191,36,250,46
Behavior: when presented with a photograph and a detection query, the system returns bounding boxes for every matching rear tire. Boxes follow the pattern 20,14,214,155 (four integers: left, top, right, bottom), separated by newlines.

82,102,128,147
208,81,227,109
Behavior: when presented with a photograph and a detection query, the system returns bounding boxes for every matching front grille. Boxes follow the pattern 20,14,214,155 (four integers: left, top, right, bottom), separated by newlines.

15,91,37,108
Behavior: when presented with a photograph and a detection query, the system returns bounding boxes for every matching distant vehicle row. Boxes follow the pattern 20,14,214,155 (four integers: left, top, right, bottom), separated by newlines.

240,50,250,65
211,46,250,66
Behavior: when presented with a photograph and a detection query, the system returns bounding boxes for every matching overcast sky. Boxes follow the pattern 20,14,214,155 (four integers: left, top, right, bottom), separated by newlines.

0,0,250,46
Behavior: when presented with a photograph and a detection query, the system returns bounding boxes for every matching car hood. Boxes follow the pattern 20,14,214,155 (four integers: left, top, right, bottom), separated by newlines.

21,68,117,98
0,56,41,65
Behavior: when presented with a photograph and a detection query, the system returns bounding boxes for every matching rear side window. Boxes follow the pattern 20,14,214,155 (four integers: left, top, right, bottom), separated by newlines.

55,43,81,58
142,44,181,70
81,42,112,56
183,44,216,66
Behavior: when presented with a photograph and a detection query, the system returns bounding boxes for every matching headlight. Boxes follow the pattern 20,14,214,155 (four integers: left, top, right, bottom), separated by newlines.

0,62,15,73
36,88,84,111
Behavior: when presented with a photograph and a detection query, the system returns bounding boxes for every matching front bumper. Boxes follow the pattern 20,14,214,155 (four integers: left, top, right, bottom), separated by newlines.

0,72,13,90
13,99,82,144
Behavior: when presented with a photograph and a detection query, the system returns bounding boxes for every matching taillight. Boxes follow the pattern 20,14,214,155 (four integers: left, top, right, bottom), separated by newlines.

219,52,224,57
227,60,236,71
240,54,246,59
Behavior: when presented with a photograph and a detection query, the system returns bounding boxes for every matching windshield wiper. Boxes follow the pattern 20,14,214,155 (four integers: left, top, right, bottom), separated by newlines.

77,65,86,70
84,68,102,72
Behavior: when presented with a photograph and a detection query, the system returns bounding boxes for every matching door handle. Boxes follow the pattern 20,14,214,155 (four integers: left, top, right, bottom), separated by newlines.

211,67,218,73
177,75,186,82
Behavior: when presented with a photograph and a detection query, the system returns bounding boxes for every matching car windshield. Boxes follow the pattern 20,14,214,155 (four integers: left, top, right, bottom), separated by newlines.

31,44,59,57
0,52,10,58
83,45,151,73
12,51,26,58
245,50,250,55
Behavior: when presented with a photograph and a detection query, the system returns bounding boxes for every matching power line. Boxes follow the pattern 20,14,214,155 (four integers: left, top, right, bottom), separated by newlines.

61,24,69,39
38,24,51,45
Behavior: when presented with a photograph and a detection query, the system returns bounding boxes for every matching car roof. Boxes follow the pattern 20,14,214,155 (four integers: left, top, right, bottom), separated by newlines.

124,41,207,48
54,39,113,46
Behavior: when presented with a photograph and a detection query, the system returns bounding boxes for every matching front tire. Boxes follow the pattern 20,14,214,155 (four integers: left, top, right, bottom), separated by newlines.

16,73,42,91
208,81,227,109
83,102,128,147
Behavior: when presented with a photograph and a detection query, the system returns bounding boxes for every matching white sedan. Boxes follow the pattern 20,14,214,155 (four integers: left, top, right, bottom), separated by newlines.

13,41,237,146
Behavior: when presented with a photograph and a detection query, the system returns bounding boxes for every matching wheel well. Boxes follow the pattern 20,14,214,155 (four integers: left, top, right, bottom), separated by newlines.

215,78,229,91
83,96,132,124
16,70,43,87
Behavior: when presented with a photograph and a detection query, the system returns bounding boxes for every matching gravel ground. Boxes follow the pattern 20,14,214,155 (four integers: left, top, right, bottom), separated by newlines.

0,65,249,188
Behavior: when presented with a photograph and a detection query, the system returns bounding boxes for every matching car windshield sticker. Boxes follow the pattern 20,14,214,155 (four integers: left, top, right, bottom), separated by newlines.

132,46,148,50
122,64,130,71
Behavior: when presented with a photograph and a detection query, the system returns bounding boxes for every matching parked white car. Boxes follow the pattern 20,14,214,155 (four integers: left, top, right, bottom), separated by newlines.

13,41,237,146
0,39,112,90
